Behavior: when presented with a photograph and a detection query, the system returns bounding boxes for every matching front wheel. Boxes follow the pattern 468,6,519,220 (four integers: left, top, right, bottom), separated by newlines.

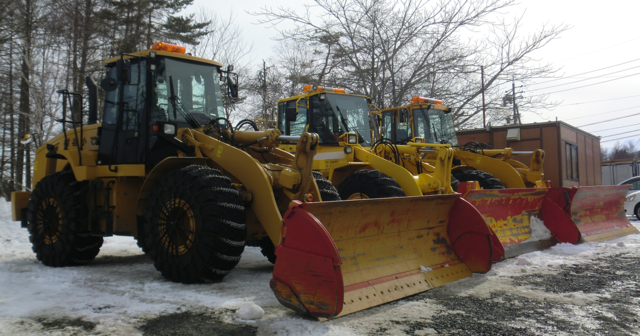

455,170,505,190
143,165,247,283
337,169,405,200
634,204,640,221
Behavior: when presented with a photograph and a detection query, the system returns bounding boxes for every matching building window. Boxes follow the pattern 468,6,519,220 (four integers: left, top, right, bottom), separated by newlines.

566,143,578,180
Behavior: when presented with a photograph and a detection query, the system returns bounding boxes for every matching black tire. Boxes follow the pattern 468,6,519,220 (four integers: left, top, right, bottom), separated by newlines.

259,237,277,264
143,165,247,283
337,169,405,199
313,171,341,201
634,203,640,221
27,171,103,267
455,170,505,190
451,174,460,192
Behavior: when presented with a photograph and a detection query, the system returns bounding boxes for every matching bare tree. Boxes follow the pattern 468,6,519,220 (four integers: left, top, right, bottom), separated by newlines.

191,9,254,119
252,0,568,129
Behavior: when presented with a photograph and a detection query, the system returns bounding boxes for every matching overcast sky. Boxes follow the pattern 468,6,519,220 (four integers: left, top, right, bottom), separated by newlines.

191,0,640,149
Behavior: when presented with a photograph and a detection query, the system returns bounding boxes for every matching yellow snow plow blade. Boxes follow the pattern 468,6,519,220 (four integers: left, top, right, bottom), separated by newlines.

270,194,503,319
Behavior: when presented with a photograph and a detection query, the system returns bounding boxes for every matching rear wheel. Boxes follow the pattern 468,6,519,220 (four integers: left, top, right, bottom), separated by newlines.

143,165,246,283
455,170,505,190
337,169,405,200
27,171,103,267
313,171,340,201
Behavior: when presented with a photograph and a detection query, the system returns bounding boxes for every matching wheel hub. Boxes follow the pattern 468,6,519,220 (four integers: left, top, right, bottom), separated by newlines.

347,193,370,200
36,198,62,244
159,198,196,255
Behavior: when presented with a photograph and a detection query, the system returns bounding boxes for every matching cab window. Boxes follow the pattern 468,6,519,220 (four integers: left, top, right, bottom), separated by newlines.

277,100,307,136
395,108,412,143
381,111,392,140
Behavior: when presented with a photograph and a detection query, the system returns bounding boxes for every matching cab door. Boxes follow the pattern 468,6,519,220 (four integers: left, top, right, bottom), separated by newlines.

97,60,148,165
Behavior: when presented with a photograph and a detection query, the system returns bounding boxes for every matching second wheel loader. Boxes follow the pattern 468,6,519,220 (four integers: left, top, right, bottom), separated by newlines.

10,43,499,319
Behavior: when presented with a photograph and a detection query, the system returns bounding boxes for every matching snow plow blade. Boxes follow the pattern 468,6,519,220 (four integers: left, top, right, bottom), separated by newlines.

270,194,502,319
460,186,563,259
544,185,638,242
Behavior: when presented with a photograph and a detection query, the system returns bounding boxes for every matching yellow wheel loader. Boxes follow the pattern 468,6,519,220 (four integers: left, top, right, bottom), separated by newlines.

276,86,459,198
378,96,638,257
10,44,499,319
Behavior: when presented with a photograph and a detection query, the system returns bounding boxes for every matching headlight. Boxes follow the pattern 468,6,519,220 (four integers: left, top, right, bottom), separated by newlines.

626,195,635,202
164,124,176,135
348,134,357,144
344,146,353,154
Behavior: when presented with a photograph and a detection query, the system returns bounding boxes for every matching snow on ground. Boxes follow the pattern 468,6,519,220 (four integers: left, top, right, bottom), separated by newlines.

1,197,640,335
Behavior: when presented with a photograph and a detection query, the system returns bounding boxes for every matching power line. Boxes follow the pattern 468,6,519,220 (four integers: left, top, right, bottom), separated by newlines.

577,111,640,127
528,57,640,87
531,72,640,97
601,133,640,143
602,129,640,138
590,121,640,133
560,36,640,62
553,95,640,107
564,105,640,121
529,65,640,91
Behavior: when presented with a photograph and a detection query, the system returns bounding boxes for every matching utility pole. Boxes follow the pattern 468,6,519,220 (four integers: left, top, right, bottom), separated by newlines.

512,76,517,124
262,60,268,122
502,77,523,125
481,66,486,128
510,76,521,125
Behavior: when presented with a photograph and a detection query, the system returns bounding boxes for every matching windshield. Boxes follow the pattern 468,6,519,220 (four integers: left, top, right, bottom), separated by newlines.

308,93,372,145
151,57,225,126
414,108,458,146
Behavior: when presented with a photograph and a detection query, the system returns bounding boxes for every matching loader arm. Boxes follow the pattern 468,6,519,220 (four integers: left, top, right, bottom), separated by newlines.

347,146,423,195
182,129,319,246
454,150,528,188
370,143,455,194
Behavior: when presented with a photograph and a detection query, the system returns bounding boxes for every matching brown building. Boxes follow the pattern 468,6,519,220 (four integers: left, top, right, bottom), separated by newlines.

457,121,602,188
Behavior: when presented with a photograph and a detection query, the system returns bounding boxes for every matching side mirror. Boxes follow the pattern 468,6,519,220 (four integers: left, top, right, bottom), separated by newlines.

227,74,239,98
285,106,298,122
100,77,118,92
116,58,131,84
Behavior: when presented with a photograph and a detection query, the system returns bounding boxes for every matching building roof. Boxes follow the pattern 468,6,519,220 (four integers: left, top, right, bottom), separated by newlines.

456,120,601,141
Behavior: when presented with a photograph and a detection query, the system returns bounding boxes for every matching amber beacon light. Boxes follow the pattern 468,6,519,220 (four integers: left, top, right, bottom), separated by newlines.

151,42,186,54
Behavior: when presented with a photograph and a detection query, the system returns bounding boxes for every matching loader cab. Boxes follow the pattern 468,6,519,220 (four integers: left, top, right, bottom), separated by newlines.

381,97,458,146
98,43,229,168
381,108,413,144
411,106,458,146
277,87,372,146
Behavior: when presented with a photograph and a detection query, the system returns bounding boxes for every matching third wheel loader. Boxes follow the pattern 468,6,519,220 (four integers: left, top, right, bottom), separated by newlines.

378,96,638,257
